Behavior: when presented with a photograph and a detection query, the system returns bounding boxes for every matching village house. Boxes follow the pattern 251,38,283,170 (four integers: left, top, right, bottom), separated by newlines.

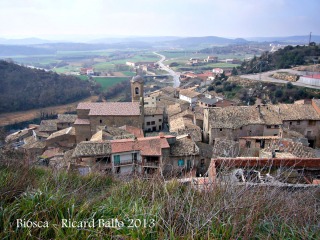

179,89,202,108
80,68,94,75
198,97,236,108
204,56,218,63
212,68,224,75
203,105,283,145
268,100,320,148
74,102,143,143
144,107,164,132
163,135,200,178
72,134,175,176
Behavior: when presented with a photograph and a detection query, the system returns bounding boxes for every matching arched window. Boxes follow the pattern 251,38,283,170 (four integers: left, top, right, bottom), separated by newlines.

135,87,139,95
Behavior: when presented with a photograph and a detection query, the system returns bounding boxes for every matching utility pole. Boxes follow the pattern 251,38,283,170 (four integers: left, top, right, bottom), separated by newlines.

309,32,312,45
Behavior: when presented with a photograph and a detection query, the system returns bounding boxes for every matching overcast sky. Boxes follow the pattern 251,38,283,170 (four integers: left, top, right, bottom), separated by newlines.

0,0,319,40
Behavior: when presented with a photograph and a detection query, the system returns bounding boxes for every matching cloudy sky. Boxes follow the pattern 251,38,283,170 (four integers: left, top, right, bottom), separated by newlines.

0,0,319,40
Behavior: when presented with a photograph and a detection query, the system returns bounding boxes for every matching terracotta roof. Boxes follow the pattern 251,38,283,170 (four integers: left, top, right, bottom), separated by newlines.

38,120,58,132
57,114,77,123
144,107,164,116
41,148,62,159
170,136,199,156
312,99,320,110
160,86,176,95
269,104,320,121
180,89,201,98
91,126,134,141
72,141,112,158
119,125,144,138
169,116,202,142
74,118,90,125
110,137,169,156
47,127,75,140
22,140,46,150
207,105,282,129
5,128,33,143
77,102,140,116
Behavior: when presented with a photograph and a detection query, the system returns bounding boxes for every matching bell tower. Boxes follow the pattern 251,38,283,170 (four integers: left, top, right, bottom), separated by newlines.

131,75,144,104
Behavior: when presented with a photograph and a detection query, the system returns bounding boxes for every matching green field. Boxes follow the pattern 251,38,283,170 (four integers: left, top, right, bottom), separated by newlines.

93,77,130,90
77,75,89,81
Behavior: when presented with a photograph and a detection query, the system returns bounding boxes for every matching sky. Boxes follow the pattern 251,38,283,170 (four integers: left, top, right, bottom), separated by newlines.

0,0,319,40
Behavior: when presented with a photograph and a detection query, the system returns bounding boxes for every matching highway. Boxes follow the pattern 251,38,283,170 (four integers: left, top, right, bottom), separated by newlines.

153,52,180,87
240,69,320,90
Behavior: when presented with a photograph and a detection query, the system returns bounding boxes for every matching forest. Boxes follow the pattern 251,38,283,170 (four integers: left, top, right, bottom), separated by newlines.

0,60,93,113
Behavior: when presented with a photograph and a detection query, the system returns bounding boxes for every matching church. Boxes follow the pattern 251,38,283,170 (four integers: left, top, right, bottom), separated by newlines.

74,75,145,143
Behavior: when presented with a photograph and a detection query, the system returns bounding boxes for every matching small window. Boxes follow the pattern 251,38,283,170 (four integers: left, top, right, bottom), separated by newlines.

267,125,271,129
151,121,155,125
309,120,316,126
159,119,162,122
159,125,162,130
147,122,150,125
100,119,102,123
178,159,185,166
85,138,88,141
245,141,251,148
135,87,139,95
290,122,292,125
220,128,222,131
240,127,242,130
114,155,120,165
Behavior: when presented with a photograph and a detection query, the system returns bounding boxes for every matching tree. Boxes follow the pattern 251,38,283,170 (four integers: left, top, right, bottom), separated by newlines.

231,67,238,76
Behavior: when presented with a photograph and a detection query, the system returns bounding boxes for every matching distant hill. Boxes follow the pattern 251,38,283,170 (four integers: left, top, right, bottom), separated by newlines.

0,37,53,45
89,36,181,44
0,45,56,56
164,36,248,47
246,35,320,44
0,60,92,113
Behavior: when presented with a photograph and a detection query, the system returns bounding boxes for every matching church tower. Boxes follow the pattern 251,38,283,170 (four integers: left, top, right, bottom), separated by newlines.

131,75,144,104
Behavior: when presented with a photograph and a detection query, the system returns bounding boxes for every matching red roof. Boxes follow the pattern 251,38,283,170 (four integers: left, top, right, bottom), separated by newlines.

77,102,140,116
119,125,144,138
304,74,320,79
110,136,170,156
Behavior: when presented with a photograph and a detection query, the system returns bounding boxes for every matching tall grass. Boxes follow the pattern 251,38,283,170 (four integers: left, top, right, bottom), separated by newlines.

0,153,319,239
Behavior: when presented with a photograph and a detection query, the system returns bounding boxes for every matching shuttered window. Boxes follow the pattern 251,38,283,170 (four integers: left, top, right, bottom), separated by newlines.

114,155,120,165
178,159,185,166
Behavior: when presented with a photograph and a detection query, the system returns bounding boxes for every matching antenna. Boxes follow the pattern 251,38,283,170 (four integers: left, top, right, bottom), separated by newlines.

309,32,312,45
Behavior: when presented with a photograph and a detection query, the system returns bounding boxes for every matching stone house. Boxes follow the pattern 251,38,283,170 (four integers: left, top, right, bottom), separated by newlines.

144,107,164,132
203,105,283,145
268,101,320,148
74,102,143,143
179,89,202,108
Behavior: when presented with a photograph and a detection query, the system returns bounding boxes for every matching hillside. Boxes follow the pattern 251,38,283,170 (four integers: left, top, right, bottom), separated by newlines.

239,44,320,74
0,60,93,114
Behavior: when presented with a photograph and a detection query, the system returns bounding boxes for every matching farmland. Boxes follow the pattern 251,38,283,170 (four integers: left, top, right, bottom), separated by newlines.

93,77,130,90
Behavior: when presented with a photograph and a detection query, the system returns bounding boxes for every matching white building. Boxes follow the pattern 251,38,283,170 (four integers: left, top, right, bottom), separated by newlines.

179,89,202,107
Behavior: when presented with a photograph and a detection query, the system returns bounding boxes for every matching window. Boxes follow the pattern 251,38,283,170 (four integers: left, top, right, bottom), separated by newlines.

152,126,156,131
240,127,242,130
245,141,251,148
114,155,120,165
267,125,271,129
178,159,185,166
135,87,139,95
132,152,137,161
290,122,292,125
220,128,222,131
85,138,88,141
146,122,150,125
309,120,316,126
100,119,102,123
115,167,121,174
159,119,162,122
159,125,162,130
151,121,155,125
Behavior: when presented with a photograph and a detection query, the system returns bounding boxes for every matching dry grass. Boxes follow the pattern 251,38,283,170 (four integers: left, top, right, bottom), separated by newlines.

0,151,319,239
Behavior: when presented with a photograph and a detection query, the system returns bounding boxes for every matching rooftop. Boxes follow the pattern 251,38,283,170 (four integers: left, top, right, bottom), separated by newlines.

57,114,77,123
170,136,199,156
72,141,112,158
180,89,201,98
269,104,320,121
47,127,75,140
38,120,58,132
207,105,282,129
74,118,90,125
77,102,140,116
144,107,164,116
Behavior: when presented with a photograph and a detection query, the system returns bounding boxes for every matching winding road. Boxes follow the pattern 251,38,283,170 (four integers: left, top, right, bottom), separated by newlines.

153,52,180,87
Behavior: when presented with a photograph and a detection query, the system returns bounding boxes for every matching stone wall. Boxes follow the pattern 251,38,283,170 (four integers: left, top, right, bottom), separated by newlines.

271,72,299,82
